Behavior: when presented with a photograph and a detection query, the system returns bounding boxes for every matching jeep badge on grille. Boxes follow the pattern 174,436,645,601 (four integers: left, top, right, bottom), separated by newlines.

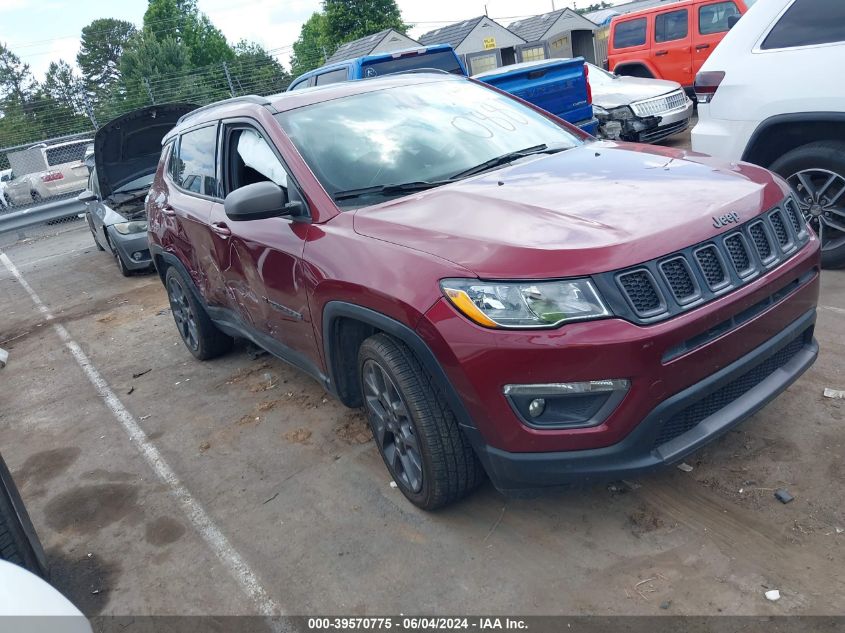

713,212,740,228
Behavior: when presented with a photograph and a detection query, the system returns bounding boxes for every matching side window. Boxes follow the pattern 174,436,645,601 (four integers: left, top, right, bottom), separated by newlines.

614,18,647,48
762,0,845,49
289,78,311,91
173,125,219,197
655,9,689,43
315,68,348,85
89,168,100,197
699,2,741,36
225,127,289,195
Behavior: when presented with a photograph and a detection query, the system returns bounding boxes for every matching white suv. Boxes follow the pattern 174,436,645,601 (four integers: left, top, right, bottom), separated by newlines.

691,0,845,267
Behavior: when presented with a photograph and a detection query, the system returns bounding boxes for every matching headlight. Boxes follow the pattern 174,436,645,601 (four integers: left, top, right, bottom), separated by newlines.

440,278,610,329
112,221,147,235
593,105,608,116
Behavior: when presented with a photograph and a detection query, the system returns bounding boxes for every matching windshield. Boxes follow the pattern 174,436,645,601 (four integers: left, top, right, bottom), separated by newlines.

275,79,582,208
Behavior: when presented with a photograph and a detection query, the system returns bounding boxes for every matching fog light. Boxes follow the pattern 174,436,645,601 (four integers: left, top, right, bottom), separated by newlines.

132,252,143,261
528,398,546,418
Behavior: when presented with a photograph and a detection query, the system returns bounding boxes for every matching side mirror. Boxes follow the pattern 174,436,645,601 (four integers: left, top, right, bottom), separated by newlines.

727,15,740,29
77,189,98,203
224,182,305,221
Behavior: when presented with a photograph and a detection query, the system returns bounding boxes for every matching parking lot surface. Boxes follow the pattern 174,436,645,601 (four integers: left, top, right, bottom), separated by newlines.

2,127,845,616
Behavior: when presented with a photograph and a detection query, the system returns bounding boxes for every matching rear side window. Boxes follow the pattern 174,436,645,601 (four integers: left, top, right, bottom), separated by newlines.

655,9,689,42
172,125,219,197
315,68,348,85
699,1,740,35
289,78,311,91
762,0,845,49
614,18,647,48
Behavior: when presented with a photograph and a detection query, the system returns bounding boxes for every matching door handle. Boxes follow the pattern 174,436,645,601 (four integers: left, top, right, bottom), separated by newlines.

161,204,176,216
211,222,231,237
655,50,668,56
696,43,710,51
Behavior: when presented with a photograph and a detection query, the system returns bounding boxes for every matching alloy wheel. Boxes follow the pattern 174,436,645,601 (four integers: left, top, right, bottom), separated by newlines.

167,277,199,351
362,359,423,493
787,168,845,253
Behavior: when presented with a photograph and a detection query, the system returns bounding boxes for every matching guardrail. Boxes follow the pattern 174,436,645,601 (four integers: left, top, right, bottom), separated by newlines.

0,197,85,235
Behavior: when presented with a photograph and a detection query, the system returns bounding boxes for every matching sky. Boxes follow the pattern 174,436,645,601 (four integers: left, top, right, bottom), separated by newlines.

1,0,621,80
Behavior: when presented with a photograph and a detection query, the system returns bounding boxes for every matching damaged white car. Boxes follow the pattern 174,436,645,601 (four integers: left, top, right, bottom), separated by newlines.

588,63,694,143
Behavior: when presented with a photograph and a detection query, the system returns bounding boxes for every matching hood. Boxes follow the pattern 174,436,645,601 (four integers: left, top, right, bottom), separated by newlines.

353,143,789,279
593,76,683,110
94,103,197,199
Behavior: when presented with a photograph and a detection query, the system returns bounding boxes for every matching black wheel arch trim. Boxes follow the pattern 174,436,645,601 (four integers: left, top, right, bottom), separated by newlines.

322,301,481,436
742,112,845,163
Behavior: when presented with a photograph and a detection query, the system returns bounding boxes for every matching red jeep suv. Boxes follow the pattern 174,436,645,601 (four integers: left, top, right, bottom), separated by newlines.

147,74,820,509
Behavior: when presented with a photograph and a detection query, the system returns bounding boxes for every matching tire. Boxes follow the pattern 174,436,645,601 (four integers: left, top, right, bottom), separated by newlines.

770,140,845,269
116,251,132,277
0,455,47,578
88,217,105,251
358,333,485,510
30,191,42,203
164,266,233,360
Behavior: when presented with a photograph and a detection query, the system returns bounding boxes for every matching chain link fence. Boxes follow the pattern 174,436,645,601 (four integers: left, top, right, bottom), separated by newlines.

0,56,292,230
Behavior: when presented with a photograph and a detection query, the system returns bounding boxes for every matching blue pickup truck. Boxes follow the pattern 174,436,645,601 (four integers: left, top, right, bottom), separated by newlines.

288,46,597,135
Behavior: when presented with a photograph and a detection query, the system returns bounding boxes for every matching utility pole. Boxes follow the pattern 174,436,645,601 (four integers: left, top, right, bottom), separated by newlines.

222,61,236,97
80,90,99,130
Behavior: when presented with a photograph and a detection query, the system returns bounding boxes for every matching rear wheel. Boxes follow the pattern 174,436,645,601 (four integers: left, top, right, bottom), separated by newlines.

0,455,47,578
30,191,42,204
165,266,233,360
358,334,484,510
770,140,845,269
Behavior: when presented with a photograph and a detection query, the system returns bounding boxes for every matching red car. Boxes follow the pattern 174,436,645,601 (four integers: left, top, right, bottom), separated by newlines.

148,74,819,509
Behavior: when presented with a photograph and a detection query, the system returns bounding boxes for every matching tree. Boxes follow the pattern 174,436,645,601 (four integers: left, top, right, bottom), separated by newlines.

290,12,329,77
41,60,84,112
143,0,234,67
322,0,408,53
229,41,291,95
575,1,613,15
119,31,191,108
76,19,137,98
0,42,37,105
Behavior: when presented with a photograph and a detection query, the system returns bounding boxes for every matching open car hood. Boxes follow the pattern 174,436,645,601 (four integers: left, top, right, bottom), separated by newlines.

94,104,197,199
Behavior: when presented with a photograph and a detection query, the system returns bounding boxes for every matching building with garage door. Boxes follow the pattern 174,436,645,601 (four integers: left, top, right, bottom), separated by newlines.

325,28,421,64
508,8,600,64
418,16,526,75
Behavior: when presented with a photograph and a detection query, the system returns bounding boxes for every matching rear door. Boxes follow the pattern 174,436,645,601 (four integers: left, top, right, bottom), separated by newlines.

155,125,220,303
694,0,743,75
652,6,693,85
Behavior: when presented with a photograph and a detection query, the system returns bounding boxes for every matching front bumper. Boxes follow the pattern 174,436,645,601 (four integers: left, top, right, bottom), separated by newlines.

469,309,817,491
107,226,153,270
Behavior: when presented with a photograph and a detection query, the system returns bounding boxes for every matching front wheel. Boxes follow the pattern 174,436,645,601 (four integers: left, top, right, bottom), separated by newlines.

0,455,47,577
770,140,845,269
358,334,484,510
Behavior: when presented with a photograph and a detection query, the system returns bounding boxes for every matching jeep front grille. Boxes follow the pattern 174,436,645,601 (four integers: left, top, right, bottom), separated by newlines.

600,199,811,323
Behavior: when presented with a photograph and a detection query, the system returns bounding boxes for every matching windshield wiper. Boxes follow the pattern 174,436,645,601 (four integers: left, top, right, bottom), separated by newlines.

450,144,567,179
332,179,458,202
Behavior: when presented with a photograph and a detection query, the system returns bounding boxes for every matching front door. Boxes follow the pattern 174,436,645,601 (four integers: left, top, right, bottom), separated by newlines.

210,122,317,365
652,6,693,85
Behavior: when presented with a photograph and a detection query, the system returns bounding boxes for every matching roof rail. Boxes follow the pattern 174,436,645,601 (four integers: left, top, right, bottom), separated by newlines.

176,95,272,124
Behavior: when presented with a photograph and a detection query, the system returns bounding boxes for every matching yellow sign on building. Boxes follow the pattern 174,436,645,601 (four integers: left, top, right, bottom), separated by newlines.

483,37,496,50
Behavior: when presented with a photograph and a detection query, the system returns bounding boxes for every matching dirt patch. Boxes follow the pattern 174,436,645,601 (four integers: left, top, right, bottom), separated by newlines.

144,516,186,547
335,412,372,445
223,361,271,386
284,428,312,444
44,483,140,535
257,400,279,412
97,313,116,324
13,447,81,488
46,548,121,616
81,469,137,482
236,414,262,427
628,505,666,537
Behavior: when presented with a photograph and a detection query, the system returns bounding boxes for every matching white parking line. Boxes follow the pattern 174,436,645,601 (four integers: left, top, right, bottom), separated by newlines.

821,305,845,316
0,251,285,619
